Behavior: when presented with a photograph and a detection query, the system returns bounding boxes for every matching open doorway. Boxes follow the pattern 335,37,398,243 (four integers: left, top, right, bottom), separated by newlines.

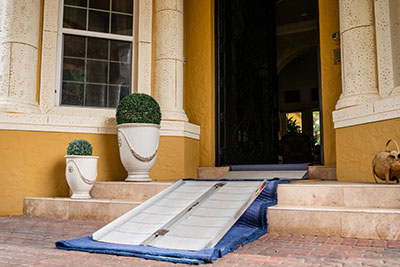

275,0,321,164
215,0,322,166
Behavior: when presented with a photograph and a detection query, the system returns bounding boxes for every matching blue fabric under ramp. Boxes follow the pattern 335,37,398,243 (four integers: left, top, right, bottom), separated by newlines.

230,163,309,171
55,179,290,264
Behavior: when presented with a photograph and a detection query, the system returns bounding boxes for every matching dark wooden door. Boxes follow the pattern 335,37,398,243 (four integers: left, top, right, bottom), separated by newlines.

216,0,279,166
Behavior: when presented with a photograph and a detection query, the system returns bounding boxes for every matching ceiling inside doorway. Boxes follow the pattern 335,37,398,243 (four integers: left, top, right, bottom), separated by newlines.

275,0,317,26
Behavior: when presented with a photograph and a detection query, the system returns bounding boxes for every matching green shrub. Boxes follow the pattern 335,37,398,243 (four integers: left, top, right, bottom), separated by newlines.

67,139,93,156
116,93,161,125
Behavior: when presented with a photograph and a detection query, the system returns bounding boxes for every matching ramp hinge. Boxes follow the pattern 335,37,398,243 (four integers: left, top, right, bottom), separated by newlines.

215,182,225,188
154,229,169,237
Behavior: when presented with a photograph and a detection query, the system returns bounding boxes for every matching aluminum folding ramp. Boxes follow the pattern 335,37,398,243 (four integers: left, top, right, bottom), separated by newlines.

93,179,267,251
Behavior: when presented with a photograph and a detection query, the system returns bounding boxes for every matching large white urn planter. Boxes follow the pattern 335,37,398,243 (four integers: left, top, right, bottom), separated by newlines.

65,155,98,199
118,123,160,182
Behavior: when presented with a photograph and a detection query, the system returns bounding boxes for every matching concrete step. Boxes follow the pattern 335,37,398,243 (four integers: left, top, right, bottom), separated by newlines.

268,205,400,240
276,182,400,209
198,165,336,180
23,197,140,222
198,167,230,179
308,165,336,180
90,181,173,201
23,182,174,222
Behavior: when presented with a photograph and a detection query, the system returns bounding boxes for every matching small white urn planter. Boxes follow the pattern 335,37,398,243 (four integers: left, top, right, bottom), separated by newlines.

65,155,99,199
118,123,160,182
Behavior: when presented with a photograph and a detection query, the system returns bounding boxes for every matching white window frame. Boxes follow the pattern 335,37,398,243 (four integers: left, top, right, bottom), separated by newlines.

0,0,200,139
55,0,136,108
0,0,154,134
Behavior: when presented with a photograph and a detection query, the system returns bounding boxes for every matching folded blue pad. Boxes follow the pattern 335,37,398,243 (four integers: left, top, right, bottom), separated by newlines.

56,179,290,264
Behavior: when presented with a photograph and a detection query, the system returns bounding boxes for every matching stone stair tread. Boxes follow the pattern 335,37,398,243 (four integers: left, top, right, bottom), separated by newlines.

276,181,400,209
94,181,174,185
24,197,141,222
269,204,400,214
25,197,141,204
90,181,173,201
279,182,400,187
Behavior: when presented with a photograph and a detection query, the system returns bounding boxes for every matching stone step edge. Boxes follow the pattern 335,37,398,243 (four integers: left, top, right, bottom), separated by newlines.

269,205,400,214
24,197,142,205
278,183,400,188
94,181,174,185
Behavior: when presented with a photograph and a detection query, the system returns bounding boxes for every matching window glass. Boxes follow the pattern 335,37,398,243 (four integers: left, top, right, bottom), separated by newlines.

64,0,87,8
113,0,133,13
63,7,86,30
286,112,302,133
60,0,133,108
111,14,133,36
61,34,132,107
89,0,109,11
62,0,134,36
312,111,320,145
88,10,109,33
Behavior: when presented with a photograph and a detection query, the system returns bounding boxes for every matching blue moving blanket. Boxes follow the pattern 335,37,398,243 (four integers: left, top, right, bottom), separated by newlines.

56,179,289,264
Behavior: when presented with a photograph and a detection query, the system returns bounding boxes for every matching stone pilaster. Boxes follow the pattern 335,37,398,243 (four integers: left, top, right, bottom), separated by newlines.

0,0,41,113
154,0,188,121
336,0,381,109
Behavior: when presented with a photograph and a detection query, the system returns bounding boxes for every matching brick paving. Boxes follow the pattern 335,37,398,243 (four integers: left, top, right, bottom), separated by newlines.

1,216,400,266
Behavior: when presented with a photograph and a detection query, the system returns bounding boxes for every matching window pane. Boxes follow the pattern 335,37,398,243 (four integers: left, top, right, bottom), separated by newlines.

286,112,302,133
89,0,110,11
62,82,84,105
86,60,108,83
111,14,132,36
63,58,85,82
110,40,131,62
88,10,109,33
112,0,133,14
64,35,85,58
108,85,129,107
312,111,320,145
61,34,132,108
87,37,108,60
110,62,130,85
63,7,86,30
65,0,87,7
86,84,107,107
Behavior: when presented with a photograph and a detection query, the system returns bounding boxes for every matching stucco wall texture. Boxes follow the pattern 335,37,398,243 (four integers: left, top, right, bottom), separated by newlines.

336,118,400,183
184,0,215,167
318,0,341,166
0,130,198,215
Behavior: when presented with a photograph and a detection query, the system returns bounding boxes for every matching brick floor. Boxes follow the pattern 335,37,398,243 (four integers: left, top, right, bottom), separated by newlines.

1,216,400,266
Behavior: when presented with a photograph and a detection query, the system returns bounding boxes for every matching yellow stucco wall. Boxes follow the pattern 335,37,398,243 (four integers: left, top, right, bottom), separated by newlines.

150,136,199,180
0,130,198,215
336,118,400,183
318,0,341,166
184,0,215,167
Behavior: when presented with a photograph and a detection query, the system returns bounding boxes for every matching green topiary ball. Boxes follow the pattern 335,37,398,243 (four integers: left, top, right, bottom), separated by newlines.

67,139,93,156
116,93,161,125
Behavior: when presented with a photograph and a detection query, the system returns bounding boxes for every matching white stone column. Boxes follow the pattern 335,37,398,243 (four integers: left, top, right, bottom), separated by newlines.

154,0,188,121
0,0,41,113
336,0,381,109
